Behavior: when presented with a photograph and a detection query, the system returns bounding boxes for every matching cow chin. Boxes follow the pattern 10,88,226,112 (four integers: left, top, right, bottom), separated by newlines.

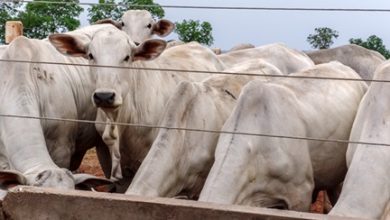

97,103,122,111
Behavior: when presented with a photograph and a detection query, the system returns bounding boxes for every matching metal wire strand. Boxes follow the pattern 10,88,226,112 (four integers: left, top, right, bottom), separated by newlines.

9,1,390,13
0,58,386,83
0,113,389,148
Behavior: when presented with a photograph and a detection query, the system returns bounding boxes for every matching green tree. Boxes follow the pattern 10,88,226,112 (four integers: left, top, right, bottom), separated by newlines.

350,35,390,59
307,27,339,49
19,0,83,39
175,19,214,46
88,0,164,24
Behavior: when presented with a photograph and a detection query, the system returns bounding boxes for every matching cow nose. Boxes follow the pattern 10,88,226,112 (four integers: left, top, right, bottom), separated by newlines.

93,92,116,107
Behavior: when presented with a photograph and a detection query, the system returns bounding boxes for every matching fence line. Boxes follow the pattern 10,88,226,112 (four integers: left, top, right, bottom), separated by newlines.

10,1,390,13
0,113,389,148
0,58,385,83
0,2,387,149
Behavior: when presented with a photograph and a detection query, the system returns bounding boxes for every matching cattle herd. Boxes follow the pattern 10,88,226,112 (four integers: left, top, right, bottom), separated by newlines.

0,9,388,220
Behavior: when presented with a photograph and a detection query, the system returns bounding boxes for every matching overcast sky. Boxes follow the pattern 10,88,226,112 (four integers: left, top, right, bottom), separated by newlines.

79,0,390,51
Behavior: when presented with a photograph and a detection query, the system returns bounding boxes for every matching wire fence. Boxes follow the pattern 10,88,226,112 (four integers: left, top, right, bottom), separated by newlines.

0,58,385,83
0,0,388,149
0,58,386,148
0,55,386,147
9,1,390,13
1,113,389,148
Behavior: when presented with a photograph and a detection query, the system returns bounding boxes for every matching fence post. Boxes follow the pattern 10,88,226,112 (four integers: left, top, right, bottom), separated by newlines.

5,21,23,44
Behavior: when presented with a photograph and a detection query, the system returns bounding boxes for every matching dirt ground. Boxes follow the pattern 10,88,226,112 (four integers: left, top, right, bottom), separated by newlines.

78,149,325,213
77,149,105,178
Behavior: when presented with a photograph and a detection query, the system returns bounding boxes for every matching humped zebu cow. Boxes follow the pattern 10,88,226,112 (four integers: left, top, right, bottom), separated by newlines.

0,11,175,190
198,62,367,211
217,43,314,70
330,60,390,219
0,25,115,190
228,43,255,52
49,26,226,192
305,44,385,84
126,45,315,199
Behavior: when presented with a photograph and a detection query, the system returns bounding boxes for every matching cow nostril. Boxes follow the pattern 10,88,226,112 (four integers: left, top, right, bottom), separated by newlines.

93,92,116,106
107,93,115,104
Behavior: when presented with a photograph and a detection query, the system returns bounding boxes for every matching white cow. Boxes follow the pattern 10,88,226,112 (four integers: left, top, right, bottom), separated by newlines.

95,9,175,45
49,26,225,192
228,43,255,52
330,61,390,219
0,24,127,189
126,60,282,199
126,45,315,198
217,43,314,70
306,44,385,84
198,62,367,211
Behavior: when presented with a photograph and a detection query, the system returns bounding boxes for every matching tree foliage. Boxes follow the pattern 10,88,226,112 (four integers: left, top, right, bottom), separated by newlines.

350,35,390,59
20,0,83,39
88,0,164,24
175,19,214,46
307,27,339,49
0,0,83,42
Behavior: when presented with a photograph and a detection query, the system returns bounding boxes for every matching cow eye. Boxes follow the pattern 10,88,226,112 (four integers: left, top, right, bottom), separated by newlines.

88,53,94,60
124,55,130,62
147,23,152,29
121,21,125,27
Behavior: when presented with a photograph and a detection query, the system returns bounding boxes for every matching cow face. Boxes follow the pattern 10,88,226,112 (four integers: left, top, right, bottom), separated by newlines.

0,169,115,192
95,10,175,46
49,27,166,112
121,10,175,45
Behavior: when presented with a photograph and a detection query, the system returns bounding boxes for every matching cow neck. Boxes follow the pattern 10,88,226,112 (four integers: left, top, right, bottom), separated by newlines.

63,56,97,122
123,60,178,126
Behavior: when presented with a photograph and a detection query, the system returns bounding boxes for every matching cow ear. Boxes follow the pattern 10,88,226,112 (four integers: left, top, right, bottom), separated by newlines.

152,19,175,37
49,34,88,58
73,173,116,193
0,170,27,189
133,39,166,61
95,19,123,30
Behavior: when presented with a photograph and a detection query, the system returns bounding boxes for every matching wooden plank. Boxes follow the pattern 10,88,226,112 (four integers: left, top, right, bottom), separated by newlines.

5,21,23,44
1,186,364,220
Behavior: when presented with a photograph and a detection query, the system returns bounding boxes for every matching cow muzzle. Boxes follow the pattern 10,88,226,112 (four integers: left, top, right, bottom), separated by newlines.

93,91,119,108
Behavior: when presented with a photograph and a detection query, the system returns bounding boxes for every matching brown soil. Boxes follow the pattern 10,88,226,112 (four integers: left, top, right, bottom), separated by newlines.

78,148,325,213
77,148,105,178
310,191,325,213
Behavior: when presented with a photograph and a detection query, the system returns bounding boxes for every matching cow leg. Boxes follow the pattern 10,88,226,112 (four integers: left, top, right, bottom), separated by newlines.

69,149,87,171
323,184,343,213
95,137,112,179
0,138,10,170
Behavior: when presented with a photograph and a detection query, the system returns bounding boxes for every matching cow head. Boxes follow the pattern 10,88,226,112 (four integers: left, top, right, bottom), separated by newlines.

198,81,314,210
49,27,166,113
95,10,175,45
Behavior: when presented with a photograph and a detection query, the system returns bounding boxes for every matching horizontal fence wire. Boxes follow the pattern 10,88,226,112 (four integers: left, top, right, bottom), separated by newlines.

1,1,388,149
0,58,387,83
0,113,389,148
8,1,390,13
